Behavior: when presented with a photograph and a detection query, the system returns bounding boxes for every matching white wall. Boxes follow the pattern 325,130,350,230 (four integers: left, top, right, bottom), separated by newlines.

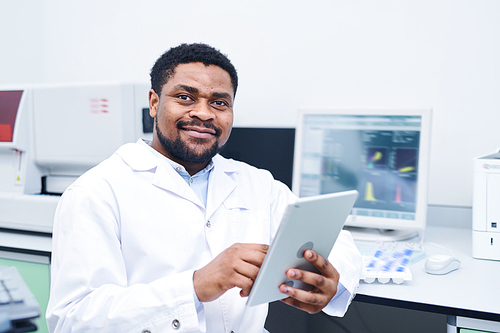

1,0,499,207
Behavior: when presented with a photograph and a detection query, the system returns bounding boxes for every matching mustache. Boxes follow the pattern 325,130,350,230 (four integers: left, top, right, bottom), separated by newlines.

176,119,222,137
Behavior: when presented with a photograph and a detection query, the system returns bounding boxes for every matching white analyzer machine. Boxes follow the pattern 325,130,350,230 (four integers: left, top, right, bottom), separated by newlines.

0,83,151,233
473,151,500,261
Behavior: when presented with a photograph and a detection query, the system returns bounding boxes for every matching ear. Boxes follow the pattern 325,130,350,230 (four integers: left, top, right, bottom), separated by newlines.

149,89,159,118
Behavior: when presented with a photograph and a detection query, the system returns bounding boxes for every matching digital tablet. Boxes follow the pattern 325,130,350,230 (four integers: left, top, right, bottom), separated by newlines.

246,190,358,307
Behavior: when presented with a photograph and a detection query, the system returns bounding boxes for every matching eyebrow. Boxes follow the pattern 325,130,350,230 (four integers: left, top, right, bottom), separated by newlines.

211,91,233,101
174,84,233,101
176,84,198,94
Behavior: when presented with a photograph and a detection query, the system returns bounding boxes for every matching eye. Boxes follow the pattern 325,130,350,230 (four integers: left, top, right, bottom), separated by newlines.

211,100,230,110
177,94,193,102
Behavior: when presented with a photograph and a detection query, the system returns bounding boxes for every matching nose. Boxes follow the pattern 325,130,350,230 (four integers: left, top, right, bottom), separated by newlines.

189,101,215,121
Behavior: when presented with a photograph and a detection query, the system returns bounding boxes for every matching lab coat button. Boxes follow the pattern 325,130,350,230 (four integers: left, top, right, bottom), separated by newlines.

141,330,151,333
172,319,180,330
206,220,211,228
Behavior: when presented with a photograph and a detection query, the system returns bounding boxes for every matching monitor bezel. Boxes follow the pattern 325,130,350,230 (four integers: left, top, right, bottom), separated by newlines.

292,108,432,233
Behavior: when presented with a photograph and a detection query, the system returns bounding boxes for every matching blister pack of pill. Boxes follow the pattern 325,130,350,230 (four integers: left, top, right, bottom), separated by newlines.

359,242,420,284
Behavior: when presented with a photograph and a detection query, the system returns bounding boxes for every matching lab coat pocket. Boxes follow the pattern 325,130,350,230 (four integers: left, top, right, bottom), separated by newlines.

223,198,271,245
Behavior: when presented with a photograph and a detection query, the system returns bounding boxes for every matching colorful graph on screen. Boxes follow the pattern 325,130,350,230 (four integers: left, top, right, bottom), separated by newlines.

395,148,418,173
367,147,388,169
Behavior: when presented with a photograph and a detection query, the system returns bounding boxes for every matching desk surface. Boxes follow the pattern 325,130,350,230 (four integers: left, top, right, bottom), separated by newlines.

356,226,500,321
0,230,51,254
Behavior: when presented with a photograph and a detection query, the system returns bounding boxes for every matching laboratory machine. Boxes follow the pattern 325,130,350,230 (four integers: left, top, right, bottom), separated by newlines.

0,83,151,233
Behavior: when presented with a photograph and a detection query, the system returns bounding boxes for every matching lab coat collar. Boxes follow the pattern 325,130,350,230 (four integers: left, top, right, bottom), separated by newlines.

115,142,243,213
115,142,158,171
116,142,203,208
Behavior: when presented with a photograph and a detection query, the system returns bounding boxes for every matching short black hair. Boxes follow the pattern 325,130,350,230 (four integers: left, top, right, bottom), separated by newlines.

150,43,238,96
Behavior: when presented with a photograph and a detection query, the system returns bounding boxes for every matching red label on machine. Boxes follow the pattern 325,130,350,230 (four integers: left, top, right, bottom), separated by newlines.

0,123,13,142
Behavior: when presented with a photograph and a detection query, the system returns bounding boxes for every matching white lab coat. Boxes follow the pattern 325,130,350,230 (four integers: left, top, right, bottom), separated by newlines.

46,140,362,333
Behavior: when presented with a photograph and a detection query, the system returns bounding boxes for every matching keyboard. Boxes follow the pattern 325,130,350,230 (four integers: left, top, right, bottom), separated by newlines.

0,266,40,325
357,241,426,264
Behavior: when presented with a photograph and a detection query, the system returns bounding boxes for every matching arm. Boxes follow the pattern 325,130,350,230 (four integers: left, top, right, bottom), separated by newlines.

46,185,201,333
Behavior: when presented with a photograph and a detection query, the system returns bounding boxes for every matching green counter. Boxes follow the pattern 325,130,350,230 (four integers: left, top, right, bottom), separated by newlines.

0,258,50,333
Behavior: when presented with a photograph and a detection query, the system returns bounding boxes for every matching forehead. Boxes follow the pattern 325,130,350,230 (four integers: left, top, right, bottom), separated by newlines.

163,62,234,97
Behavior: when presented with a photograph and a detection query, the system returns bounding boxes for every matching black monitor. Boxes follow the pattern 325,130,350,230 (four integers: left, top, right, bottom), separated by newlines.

219,127,295,189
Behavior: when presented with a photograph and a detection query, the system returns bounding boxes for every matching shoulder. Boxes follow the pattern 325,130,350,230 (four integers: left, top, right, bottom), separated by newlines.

212,154,294,199
68,141,157,192
213,154,274,180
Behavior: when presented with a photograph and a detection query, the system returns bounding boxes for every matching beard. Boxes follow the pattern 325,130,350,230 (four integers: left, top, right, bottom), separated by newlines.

156,119,225,164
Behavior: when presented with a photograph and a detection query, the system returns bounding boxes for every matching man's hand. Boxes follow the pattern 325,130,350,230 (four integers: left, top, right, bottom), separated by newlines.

279,249,340,314
193,243,268,302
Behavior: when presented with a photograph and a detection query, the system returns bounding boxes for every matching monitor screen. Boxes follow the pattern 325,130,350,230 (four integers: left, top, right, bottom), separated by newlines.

0,90,23,142
292,109,432,240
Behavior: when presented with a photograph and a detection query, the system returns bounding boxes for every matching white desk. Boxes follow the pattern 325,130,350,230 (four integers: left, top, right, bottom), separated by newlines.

0,229,51,264
356,226,500,322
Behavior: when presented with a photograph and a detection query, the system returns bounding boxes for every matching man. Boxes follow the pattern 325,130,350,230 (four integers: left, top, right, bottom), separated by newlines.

46,43,362,333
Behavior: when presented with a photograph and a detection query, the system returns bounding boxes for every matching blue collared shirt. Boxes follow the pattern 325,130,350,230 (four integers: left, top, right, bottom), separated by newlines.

166,160,213,209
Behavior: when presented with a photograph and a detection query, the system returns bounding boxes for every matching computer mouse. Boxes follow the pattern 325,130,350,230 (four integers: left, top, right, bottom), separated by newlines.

425,254,461,275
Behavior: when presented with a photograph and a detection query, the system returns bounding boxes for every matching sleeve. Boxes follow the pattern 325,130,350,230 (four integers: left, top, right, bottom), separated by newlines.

322,230,363,317
46,183,202,333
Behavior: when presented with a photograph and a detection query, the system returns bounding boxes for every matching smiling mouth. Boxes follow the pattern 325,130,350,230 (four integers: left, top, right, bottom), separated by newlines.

181,127,216,140
183,126,216,135
177,120,221,138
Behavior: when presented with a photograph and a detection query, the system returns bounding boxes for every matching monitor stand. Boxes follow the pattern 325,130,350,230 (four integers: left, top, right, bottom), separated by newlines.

344,226,420,242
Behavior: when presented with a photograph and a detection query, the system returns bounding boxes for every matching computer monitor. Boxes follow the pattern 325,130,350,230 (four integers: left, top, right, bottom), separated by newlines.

292,109,432,241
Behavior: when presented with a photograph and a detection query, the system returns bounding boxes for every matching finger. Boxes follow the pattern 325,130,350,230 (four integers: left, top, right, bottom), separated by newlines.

232,243,268,267
282,268,337,302
232,272,257,297
193,244,267,302
303,250,336,278
285,268,334,292
279,283,322,304
278,289,324,314
234,260,262,281
238,243,269,254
